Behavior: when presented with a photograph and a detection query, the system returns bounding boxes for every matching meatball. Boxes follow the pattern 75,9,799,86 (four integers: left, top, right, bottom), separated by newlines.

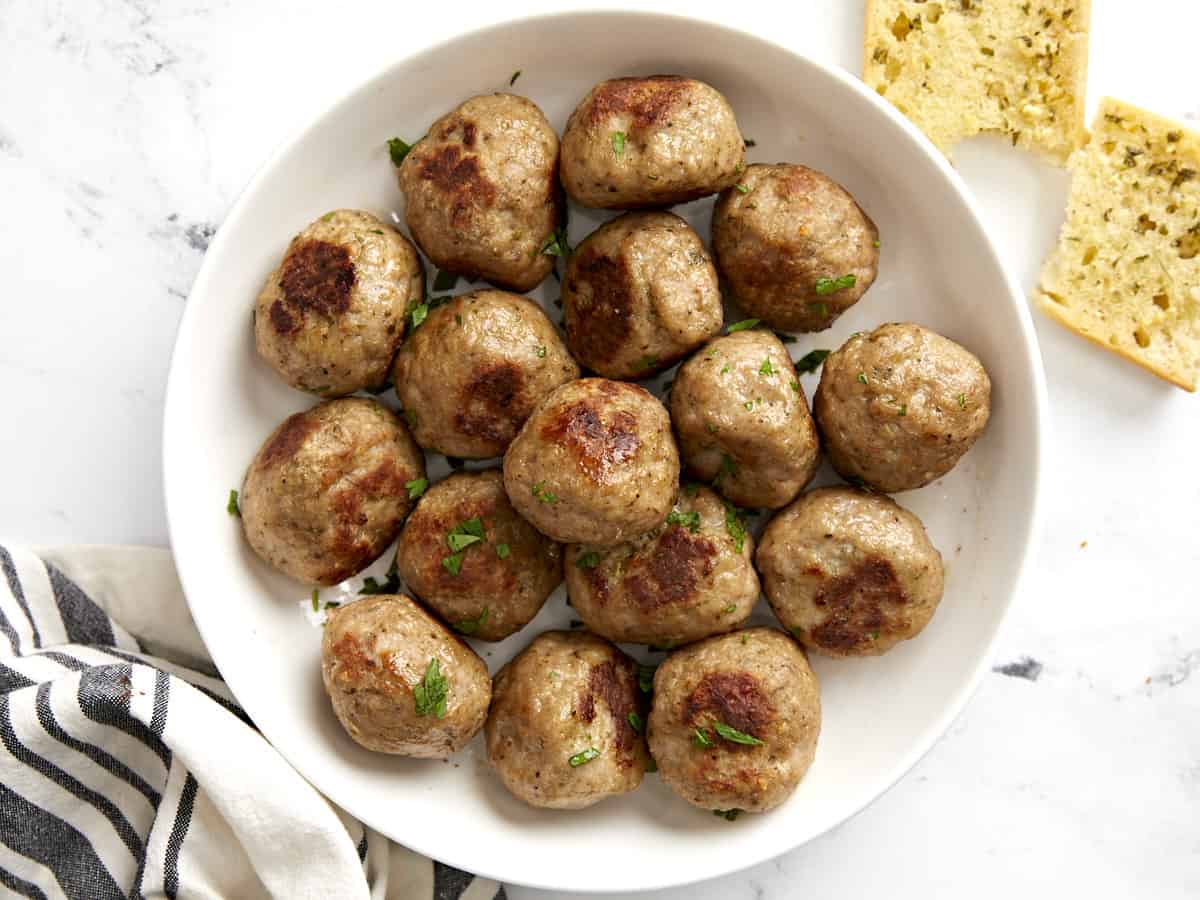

240,398,425,585
670,329,820,509
503,378,679,546
254,209,423,395
397,93,561,292
395,469,562,641
321,594,491,757
560,76,745,209
648,628,820,813
712,164,879,332
756,487,945,657
392,290,579,458
564,486,758,646
485,630,648,809
562,211,723,379
813,324,992,492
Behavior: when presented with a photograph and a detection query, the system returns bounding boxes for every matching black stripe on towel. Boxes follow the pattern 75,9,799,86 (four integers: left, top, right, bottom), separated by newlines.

357,830,369,861
0,695,143,858
0,779,123,900
150,670,169,737
99,647,253,729
162,772,198,900
0,663,36,694
76,665,171,771
0,861,48,899
0,546,41,650
35,681,162,806
45,561,115,648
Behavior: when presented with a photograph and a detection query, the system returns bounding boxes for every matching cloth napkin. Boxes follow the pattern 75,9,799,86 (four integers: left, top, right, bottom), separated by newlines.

0,543,506,900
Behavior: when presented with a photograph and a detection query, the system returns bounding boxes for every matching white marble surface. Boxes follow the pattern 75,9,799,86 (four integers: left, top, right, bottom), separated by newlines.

1,0,1197,897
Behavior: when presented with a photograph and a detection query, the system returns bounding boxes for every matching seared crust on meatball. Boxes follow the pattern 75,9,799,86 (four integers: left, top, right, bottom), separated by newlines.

240,398,425,585
712,164,879,332
756,487,944,657
671,329,820,509
648,628,820,813
560,76,745,209
564,486,758,646
563,212,723,379
321,594,490,758
398,94,561,291
503,378,680,546
813,324,991,492
255,210,423,395
392,290,579,458
486,630,648,809
395,469,562,641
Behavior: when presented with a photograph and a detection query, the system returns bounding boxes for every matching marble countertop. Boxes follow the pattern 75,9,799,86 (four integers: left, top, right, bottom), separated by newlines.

2,1,1197,897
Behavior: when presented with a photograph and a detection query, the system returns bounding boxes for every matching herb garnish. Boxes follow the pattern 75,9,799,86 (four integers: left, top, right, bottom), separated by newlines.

735,183,750,194
611,131,626,158
722,603,737,614
569,747,601,767
666,509,701,533
713,808,742,821
536,345,547,358
226,489,240,517
795,349,831,374
454,607,490,636
744,139,756,148
532,482,558,504
443,517,486,575
714,721,763,745
496,543,511,559
815,274,856,295
635,354,659,371
715,453,738,485
432,269,458,291
857,372,869,385
413,657,448,718
627,711,644,734
692,728,714,748
637,664,657,694
726,318,760,333
405,478,428,500
575,551,601,569
360,558,402,595
311,589,319,612
759,358,775,376
723,501,747,553
509,70,521,86
683,482,700,497
956,393,968,410
540,225,571,258
387,137,412,167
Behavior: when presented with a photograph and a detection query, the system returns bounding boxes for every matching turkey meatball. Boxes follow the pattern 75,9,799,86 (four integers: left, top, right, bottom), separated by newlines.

560,76,745,209
670,329,820,509
648,628,820,813
392,290,579,458
562,211,723,379
486,630,648,809
321,594,490,757
813,324,992,492
712,164,879,332
397,93,561,291
503,378,679,546
564,486,759,646
756,487,945,657
254,210,423,395
395,469,562,641
240,398,425,585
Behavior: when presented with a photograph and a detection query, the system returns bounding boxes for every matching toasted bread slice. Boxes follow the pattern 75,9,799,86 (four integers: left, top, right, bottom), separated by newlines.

1035,98,1200,392
863,0,1091,164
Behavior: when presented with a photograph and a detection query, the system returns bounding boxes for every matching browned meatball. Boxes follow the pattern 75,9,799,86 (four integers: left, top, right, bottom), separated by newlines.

395,469,562,641
486,630,648,809
648,628,820,813
254,210,423,395
240,398,425,585
712,164,879,332
562,212,723,379
392,290,579,458
321,594,490,758
560,76,745,209
397,94,561,291
670,329,820,509
503,378,680,546
756,487,945,657
813,324,992,492
563,486,759,646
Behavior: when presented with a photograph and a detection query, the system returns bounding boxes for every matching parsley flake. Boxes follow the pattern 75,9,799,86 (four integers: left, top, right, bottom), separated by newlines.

611,131,626,158
442,553,465,576
956,393,968,410
532,482,558,504
413,657,448,718
509,70,521,86
536,345,547,358
637,664,657,694
760,358,777,377
795,349,831,374
714,721,763,745
722,603,737,615
387,137,412,167
713,808,742,821
569,747,601,767
723,501,747,553
857,372,869,385
715,453,738,485
744,139,756,148
226,489,240,517
635,354,659,371
627,711,644,734
575,551,601,569
496,543,511,559
693,728,714,748
311,589,319,612
726,318,760,333
410,303,429,329
405,478,428,500
454,607,490,636
666,509,701,533
360,558,402,595
735,183,750,194
815,274,857,295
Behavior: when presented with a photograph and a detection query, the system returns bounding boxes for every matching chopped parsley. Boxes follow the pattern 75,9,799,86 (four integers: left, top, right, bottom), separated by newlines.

896,402,907,416
645,757,658,773
540,225,571,258
611,131,626,158
410,303,428,329
795,349,831,374
774,332,798,344
715,453,738,485
496,543,511,559
536,345,547,358
413,657,448,718
454,313,463,326
531,482,558,504
442,553,465,576
454,607,490,636
405,478,428,500
713,808,742,821
815,274,857,295
320,211,335,222
810,302,829,318
743,401,754,411
575,551,601,569
509,69,521,86
723,501,747,553
387,137,412,167
744,139,756,148
311,589,319,612
956,393,968,410
370,229,384,235
759,358,775,376
442,517,486,576
873,239,881,248
683,482,701,497
432,269,458,291
726,318,760,333
402,407,418,429
692,728,714,748
226,489,240,517
360,558,402,595
635,354,659,371
714,721,763,745
627,711,644,734
569,747,601,767
666,509,702,532
790,380,801,394
857,372,869,385
637,664,657,694
735,183,750,194
721,603,737,615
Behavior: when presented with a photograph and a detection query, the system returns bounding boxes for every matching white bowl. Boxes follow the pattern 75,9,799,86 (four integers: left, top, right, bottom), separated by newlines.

163,11,1046,893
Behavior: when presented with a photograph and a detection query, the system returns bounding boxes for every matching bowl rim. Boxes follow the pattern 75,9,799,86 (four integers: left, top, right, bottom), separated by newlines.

163,9,1048,892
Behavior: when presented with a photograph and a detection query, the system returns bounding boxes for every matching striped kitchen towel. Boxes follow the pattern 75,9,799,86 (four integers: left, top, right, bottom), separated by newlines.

0,544,504,900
